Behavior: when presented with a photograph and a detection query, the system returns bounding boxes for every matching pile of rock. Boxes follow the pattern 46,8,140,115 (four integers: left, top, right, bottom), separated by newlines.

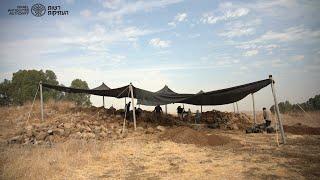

7,110,165,145
7,113,126,145
202,110,252,130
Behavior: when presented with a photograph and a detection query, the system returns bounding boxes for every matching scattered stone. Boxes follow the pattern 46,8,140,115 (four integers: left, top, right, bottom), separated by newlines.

135,127,143,132
53,128,65,136
64,122,73,129
36,131,47,141
25,125,33,131
145,127,155,134
8,136,23,144
156,125,166,132
82,132,95,139
47,129,53,135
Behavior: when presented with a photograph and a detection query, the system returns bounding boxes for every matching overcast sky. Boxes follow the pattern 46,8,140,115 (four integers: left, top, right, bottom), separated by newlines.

0,0,319,113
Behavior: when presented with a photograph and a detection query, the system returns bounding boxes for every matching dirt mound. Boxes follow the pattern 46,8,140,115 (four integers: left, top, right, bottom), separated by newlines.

160,127,229,146
284,124,320,135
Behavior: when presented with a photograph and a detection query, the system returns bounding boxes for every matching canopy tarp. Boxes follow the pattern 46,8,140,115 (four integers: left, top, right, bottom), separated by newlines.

91,83,110,90
42,78,271,106
137,85,182,106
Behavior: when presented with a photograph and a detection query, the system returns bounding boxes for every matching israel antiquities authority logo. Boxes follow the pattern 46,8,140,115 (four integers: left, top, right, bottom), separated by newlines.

31,3,46,17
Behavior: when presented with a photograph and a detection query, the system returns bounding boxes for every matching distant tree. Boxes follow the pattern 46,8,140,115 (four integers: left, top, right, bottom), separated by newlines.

66,79,91,106
270,95,320,113
9,70,60,105
0,79,12,106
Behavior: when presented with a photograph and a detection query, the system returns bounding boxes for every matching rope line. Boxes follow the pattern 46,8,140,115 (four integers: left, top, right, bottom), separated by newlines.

27,84,40,123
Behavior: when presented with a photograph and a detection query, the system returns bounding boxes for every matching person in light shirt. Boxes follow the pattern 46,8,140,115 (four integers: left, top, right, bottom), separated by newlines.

262,107,271,127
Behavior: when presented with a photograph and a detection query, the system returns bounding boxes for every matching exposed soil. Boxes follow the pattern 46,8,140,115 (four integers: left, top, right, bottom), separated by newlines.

1,101,320,179
160,126,230,146
283,123,320,135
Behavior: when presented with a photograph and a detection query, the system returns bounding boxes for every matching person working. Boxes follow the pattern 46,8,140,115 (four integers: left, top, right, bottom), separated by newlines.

126,102,131,113
195,110,201,124
125,102,131,121
263,107,271,127
154,105,163,122
177,106,183,120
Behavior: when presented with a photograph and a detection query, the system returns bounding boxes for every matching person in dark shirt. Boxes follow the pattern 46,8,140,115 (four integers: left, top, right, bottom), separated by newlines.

177,106,183,120
125,102,131,121
154,105,163,122
126,102,131,113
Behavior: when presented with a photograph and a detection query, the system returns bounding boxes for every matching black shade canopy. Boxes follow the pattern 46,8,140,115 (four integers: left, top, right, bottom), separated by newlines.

91,83,110,90
42,78,272,106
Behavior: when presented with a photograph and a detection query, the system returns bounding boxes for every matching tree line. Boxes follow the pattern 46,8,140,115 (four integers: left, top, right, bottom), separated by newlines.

0,70,91,106
270,94,320,113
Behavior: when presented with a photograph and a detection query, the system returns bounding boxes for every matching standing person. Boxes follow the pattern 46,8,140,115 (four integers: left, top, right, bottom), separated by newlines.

195,110,201,124
125,102,131,121
263,107,271,127
126,102,131,113
153,105,163,122
177,106,183,120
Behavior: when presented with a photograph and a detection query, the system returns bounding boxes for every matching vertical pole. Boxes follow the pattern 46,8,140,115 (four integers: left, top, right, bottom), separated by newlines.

236,102,239,113
252,93,257,125
269,75,286,144
122,104,127,133
129,83,137,131
102,96,105,108
122,87,130,133
39,81,44,121
233,103,236,113
125,97,126,107
200,105,203,120
165,104,167,115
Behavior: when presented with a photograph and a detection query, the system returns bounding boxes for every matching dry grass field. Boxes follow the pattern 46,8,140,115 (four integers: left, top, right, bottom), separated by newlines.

0,101,319,179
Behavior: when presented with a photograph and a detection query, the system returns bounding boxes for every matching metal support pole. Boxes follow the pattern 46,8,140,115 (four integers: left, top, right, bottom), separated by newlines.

251,93,257,125
129,83,137,131
102,96,105,108
125,97,126,107
39,81,44,121
165,105,167,115
236,102,239,113
269,75,286,144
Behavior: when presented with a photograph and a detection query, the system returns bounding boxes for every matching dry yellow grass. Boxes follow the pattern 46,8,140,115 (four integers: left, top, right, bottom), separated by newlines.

0,101,319,179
